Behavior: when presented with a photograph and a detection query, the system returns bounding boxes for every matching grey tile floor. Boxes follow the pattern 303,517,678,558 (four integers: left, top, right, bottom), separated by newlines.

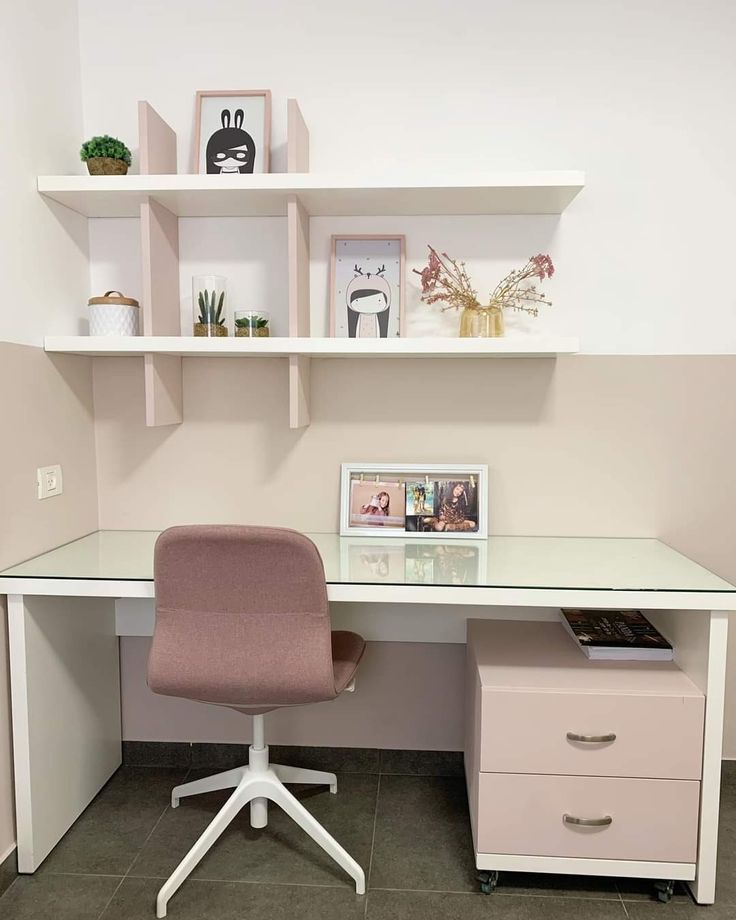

1,765,735,919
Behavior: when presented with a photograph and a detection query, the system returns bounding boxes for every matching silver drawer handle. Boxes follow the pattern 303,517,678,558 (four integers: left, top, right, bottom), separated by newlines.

566,731,616,744
564,814,613,827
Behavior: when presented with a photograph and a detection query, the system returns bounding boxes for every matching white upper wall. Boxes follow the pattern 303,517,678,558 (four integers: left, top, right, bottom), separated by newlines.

77,0,736,353
0,0,88,347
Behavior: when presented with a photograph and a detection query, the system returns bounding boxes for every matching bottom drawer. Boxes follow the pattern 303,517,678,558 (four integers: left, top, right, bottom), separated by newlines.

476,773,699,863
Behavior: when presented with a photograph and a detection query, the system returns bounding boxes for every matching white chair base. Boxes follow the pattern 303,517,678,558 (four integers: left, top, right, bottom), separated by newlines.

156,719,366,917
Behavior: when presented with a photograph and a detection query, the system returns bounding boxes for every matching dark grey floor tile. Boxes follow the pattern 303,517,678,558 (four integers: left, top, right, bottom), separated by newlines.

616,878,693,903
379,749,463,777
102,875,365,919
0,846,17,899
271,745,380,775
40,800,169,876
721,761,736,787
39,767,187,876
129,773,377,888
498,871,619,900
190,743,251,770
369,775,476,893
625,901,735,919
0,873,120,920
366,889,627,919
190,743,380,774
99,766,190,806
123,741,192,769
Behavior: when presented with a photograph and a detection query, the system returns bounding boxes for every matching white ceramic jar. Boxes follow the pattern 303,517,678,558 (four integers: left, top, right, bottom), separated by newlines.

88,291,139,336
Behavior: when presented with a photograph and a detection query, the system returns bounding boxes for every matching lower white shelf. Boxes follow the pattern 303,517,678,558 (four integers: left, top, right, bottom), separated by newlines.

44,335,579,359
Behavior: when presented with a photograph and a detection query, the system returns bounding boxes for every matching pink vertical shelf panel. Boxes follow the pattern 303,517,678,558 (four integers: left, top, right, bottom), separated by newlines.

287,99,311,429
138,102,183,427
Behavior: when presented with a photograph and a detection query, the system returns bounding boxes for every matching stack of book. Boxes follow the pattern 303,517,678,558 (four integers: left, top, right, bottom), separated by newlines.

560,609,673,661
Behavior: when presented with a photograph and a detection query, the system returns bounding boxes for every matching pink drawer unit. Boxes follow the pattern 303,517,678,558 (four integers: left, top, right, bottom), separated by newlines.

475,773,700,864
464,618,707,889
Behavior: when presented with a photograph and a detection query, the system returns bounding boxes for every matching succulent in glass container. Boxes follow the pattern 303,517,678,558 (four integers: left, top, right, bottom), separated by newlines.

234,311,270,337
194,290,228,337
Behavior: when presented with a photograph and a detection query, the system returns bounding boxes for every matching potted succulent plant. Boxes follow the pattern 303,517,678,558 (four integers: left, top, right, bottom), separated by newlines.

234,311,270,337
194,289,228,337
80,135,132,175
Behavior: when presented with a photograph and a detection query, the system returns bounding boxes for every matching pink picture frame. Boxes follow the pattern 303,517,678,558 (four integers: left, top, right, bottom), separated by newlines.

329,235,406,338
192,90,272,175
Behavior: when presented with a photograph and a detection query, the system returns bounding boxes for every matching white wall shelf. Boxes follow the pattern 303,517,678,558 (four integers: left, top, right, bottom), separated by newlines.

37,171,584,218
40,100,582,429
44,335,579,359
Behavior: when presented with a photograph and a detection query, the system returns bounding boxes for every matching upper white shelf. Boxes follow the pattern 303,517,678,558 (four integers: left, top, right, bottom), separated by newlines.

37,171,585,218
44,335,579,359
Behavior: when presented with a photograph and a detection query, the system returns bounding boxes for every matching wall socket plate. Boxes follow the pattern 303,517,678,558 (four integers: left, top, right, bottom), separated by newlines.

37,464,63,500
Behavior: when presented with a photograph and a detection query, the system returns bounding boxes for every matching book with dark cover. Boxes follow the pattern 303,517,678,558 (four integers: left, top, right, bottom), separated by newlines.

560,609,674,660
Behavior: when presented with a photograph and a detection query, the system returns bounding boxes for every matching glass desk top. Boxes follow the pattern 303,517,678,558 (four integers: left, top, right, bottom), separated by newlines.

1,530,734,593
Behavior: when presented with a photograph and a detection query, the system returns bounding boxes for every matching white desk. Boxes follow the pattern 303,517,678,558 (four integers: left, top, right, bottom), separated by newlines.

1,530,735,902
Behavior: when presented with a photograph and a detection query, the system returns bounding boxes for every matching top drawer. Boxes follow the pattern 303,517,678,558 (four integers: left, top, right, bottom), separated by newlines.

467,620,705,781
478,687,704,779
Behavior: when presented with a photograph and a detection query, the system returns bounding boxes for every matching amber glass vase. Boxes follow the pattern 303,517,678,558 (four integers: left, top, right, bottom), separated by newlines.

459,305,504,338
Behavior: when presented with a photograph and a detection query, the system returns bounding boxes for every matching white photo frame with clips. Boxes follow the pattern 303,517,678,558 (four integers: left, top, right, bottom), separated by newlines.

340,463,489,539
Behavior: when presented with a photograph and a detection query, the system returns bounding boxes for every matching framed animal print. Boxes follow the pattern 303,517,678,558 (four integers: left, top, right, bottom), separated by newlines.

340,463,488,539
330,236,405,338
193,90,271,175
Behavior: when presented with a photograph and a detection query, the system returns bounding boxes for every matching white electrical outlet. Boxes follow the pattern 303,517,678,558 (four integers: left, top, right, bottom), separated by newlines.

37,464,63,500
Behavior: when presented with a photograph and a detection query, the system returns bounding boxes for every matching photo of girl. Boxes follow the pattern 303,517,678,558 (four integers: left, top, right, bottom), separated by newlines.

406,481,435,516
421,480,478,533
349,479,406,529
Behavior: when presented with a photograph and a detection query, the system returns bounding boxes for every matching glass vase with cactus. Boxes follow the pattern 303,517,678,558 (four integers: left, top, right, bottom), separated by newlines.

192,275,228,337
234,310,270,338
413,247,555,338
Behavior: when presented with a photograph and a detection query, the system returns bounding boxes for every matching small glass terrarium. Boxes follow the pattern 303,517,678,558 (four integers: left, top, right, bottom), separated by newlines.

193,275,228,337
234,310,270,337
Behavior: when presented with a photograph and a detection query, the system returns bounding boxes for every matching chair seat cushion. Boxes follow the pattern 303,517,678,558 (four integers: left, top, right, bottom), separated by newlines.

332,630,366,693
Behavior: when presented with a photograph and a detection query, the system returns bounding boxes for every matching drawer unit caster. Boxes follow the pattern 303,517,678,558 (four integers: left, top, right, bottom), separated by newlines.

478,870,499,894
654,880,676,903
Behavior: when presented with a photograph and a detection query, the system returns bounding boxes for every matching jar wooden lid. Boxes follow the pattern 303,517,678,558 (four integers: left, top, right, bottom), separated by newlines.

88,290,139,307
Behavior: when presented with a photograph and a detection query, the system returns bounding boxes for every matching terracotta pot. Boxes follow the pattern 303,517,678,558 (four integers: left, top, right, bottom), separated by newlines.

86,157,128,176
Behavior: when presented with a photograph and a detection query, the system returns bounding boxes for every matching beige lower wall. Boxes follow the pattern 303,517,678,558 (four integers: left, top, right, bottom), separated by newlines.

90,355,736,753
0,342,99,858
122,638,465,750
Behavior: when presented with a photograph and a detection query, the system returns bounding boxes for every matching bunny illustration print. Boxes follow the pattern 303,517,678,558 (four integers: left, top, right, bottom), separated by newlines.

206,109,255,174
194,91,271,174
330,236,405,338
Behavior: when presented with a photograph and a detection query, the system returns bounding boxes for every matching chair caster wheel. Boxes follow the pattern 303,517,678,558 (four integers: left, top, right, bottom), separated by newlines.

478,870,499,894
654,880,676,903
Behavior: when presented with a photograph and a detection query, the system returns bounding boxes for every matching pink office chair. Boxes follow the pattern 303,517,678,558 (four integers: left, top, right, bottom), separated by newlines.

148,525,366,917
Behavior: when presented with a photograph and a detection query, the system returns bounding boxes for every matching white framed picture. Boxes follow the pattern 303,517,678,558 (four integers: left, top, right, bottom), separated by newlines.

193,90,271,175
330,236,405,338
340,463,488,539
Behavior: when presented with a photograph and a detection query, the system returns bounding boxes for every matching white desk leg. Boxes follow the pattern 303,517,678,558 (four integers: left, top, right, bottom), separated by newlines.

649,609,730,904
7,594,122,872
689,610,730,904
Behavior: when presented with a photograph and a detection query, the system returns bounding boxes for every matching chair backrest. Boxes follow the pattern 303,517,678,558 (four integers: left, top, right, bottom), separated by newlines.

148,525,338,708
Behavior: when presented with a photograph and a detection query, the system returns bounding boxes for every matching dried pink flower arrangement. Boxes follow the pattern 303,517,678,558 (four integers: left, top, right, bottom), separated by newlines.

414,247,555,317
